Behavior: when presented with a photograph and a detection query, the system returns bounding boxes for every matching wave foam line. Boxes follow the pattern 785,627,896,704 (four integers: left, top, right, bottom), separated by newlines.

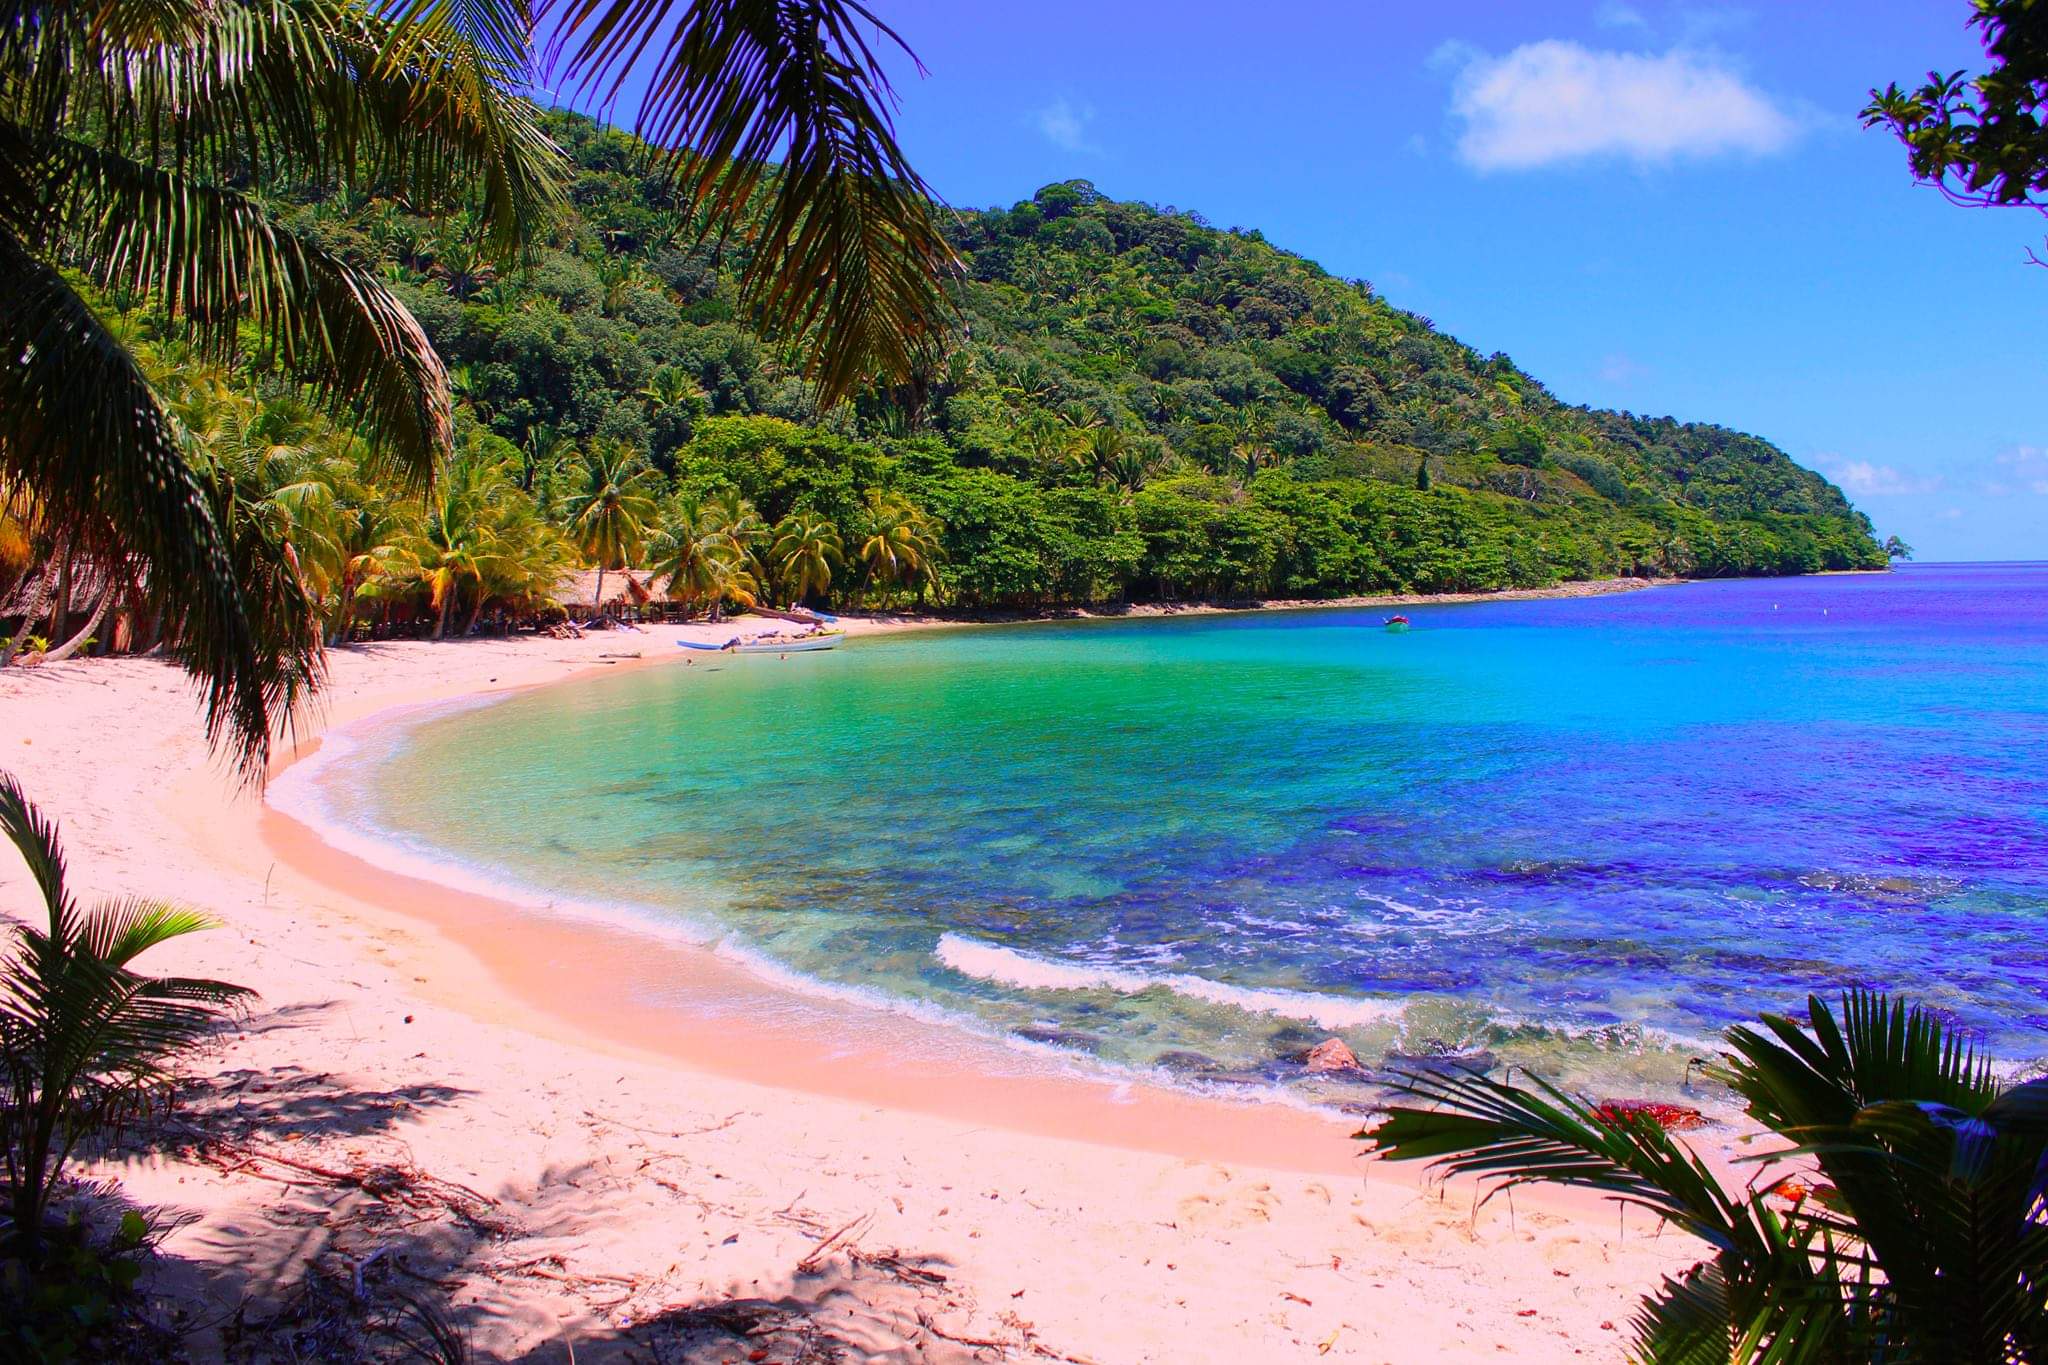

935,933,1400,1029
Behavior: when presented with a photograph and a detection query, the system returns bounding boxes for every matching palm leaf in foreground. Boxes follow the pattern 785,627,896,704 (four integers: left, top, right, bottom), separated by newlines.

1362,992,2048,1362
0,773,253,1257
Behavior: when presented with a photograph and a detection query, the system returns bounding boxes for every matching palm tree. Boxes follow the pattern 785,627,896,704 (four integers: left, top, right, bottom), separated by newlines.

521,0,960,403
705,491,770,577
652,496,728,617
1232,408,1276,487
0,774,252,1261
1364,991,2048,1362
638,364,705,416
6,0,959,776
323,495,422,645
560,441,659,616
414,459,500,640
855,491,942,605
769,510,844,606
0,0,566,775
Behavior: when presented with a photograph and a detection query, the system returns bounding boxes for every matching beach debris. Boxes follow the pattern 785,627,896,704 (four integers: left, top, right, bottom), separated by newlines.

1298,1037,1363,1073
177,1123,510,1234
796,1212,874,1273
1592,1099,1707,1131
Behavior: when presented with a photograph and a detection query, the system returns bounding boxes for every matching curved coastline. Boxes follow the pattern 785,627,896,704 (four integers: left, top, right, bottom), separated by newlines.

240,630,1379,1176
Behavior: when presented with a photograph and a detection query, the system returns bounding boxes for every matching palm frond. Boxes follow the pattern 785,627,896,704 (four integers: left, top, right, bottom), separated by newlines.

1360,1065,1751,1255
1631,1261,1736,1365
34,136,451,482
544,0,957,404
0,770,68,923
0,234,270,775
11,0,566,259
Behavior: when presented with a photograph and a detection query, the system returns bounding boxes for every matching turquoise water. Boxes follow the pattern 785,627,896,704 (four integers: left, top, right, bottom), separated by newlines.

308,565,2048,1098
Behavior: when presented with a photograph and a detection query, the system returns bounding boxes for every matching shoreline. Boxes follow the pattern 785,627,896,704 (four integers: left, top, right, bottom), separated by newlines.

0,604,1703,1360
249,696,1370,1177
249,576,1710,1171
821,573,1669,635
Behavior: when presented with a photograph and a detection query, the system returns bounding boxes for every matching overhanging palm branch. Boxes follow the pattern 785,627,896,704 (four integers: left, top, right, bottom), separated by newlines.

39,136,451,481
0,238,268,767
0,0,567,774
538,0,959,404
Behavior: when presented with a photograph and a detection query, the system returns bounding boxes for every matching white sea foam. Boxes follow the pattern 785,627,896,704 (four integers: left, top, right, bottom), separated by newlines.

934,933,1402,1028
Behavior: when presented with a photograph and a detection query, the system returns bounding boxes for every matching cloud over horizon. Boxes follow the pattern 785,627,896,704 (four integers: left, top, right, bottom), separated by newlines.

1441,39,1803,171
1989,445,2048,496
1820,459,1943,498
1034,97,1103,155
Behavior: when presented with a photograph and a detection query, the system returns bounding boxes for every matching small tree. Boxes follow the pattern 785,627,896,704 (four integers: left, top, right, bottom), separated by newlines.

0,775,251,1264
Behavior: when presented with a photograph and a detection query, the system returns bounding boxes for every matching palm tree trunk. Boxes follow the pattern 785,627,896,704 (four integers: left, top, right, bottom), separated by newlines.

39,587,113,662
592,565,606,620
1,566,55,668
464,591,489,636
434,590,453,641
326,571,358,647
47,539,74,645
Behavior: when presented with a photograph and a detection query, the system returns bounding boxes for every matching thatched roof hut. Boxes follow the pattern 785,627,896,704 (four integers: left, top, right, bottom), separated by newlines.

554,568,657,615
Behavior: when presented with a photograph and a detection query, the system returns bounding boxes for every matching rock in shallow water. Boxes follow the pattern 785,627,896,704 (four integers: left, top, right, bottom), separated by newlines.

1298,1037,1363,1073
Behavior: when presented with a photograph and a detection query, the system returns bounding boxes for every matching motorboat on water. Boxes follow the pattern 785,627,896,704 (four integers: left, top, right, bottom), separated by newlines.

1383,615,1411,633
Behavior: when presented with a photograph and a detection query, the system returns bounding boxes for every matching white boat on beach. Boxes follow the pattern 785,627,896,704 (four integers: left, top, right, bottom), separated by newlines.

735,632,842,654
676,630,845,654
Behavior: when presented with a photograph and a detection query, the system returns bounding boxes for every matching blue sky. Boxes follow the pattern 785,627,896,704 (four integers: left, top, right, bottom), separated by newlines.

827,0,2041,562
561,2,2046,560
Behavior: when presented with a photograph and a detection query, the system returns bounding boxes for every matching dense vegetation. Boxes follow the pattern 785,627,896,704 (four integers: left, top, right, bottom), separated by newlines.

250,109,1882,621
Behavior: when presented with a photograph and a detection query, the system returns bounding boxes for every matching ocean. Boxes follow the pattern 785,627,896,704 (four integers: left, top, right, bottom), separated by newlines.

291,564,2048,1100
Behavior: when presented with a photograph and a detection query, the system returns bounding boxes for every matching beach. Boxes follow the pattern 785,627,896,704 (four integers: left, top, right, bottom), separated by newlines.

0,613,1704,1362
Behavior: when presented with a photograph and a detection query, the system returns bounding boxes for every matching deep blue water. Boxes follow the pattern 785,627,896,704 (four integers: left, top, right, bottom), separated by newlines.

307,565,2048,1093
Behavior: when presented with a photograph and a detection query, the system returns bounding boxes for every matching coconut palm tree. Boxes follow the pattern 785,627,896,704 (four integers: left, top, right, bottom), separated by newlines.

6,0,959,776
0,773,252,1261
1232,408,1276,487
517,0,960,404
638,365,705,416
0,0,567,775
413,459,501,640
705,491,770,578
769,510,844,606
652,496,729,617
1364,991,2048,1362
467,495,569,634
855,491,941,605
560,441,659,615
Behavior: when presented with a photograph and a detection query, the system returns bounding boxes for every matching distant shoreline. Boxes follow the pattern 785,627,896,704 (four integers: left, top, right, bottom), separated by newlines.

829,573,1671,636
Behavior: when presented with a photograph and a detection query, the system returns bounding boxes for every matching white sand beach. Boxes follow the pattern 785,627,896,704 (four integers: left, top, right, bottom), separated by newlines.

0,618,1701,1362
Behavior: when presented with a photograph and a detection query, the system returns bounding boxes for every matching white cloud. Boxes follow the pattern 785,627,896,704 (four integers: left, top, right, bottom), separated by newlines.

1994,445,2048,495
1820,459,1943,498
1443,40,1803,171
1596,2,1650,32
1598,352,1650,385
1034,98,1101,155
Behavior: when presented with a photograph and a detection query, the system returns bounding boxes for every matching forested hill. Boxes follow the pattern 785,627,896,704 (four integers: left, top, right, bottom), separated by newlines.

299,109,1885,608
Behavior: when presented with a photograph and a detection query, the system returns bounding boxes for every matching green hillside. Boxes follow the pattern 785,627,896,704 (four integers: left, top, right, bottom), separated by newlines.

286,109,1884,611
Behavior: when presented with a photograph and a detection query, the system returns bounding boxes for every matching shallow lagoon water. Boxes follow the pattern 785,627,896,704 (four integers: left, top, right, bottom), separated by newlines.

310,565,2048,1095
